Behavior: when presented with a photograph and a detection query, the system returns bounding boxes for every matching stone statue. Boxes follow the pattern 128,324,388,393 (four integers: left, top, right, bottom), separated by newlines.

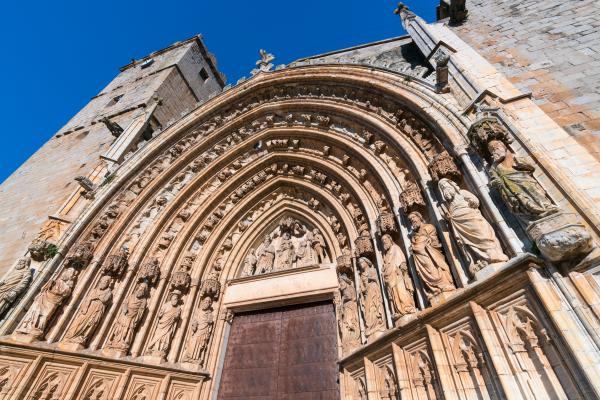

105,282,148,354
311,228,327,263
338,274,361,353
0,257,32,318
438,178,508,276
183,296,214,364
274,232,294,271
146,291,182,360
407,212,455,300
487,140,558,221
256,236,275,274
16,267,78,339
241,249,257,276
63,275,113,346
357,257,386,338
295,234,314,268
381,235,416,320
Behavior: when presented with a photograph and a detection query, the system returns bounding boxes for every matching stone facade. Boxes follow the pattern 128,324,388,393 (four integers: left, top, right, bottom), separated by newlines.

1,2,600,399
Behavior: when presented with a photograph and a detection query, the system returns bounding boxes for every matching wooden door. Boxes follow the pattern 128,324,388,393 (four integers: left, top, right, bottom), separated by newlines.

217,301,339,399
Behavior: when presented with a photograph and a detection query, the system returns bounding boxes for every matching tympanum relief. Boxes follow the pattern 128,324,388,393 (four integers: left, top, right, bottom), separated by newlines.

240,217,330,277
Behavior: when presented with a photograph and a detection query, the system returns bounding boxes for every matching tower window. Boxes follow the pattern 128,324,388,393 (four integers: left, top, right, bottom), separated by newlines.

199,67,209,82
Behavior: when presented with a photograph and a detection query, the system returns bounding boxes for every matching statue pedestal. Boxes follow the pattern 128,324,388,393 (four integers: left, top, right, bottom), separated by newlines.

474,262,506,281
11,332,39,344
430,290,455,307
394,313,416,327
57,341,85,351
526,212,593,263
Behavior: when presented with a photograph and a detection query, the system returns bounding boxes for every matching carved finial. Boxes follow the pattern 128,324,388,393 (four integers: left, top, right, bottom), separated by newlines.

251,49,275,75
394,2,414,18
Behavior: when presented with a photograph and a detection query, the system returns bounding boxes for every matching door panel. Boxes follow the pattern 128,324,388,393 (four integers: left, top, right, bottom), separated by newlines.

217,302,339,400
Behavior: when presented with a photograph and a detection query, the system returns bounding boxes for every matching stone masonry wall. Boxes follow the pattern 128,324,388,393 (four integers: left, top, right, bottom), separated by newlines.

449,0,600,202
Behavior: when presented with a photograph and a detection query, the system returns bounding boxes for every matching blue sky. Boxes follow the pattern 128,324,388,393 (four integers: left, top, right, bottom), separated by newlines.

0,0,436,184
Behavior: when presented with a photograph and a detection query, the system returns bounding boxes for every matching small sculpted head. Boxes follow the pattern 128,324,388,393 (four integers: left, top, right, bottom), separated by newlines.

98,275,112,290
135,282,149,298
170,291,181,306
408,211,424,231
488,140,507,163
200,296,213,311
15,257,31,270
438,178,459,201
381,234,393,251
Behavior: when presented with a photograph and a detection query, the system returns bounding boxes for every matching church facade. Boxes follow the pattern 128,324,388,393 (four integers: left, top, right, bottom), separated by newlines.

1,1,600,399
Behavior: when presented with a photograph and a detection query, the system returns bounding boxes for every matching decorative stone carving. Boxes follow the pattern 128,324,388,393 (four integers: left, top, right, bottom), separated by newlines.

105,282,149,355
407,212,455,301
241,249,257,277
138,259,161,286
428,150,460,182
381,234,416,321
377,212,397,235
311,228,327,263
65,242,94,269
28,239,58,262
274,232,295,271
200,270,221,300
146,290,182,360
170,255,193,293
75,176,97,199
336,248,353,276
0,257,32,318
63,275,113,347
256,235,275,274
488,140,559,221
379,365,400,400
434,50,450,93
357,257,386,339
438,178,508,276
337,274,361,354
355,233,374,257
182,296,214,365
400,181,426,212
251,49,274,75
15,267,78,341
101,247,129,278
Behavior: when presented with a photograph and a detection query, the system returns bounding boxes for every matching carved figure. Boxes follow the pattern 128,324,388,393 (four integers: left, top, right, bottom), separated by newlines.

105,282,148,353
183,296,214,364
274,232,294,271
407,212,455,299
256,236,275,274
146,291,182,359
311,228,327,263
16,267,78,339
381,235,416,319
242,249,257,276
295,234,314,268
337,274,361,353
438,178,508,275
358,257,386,338
63,275,113,346
101,247,129,278
488,140,558,221
0,257,32,318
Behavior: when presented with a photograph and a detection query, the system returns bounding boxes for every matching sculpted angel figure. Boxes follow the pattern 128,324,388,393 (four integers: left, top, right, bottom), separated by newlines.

146,291,182,359
358,257,386,338
487,140,558,221
407,212,455,300
438,178,508,276
16,267,78,339
105,282,148,353
63,275,113,346
381,234,416,320
183,296,214,365
0,257,32,318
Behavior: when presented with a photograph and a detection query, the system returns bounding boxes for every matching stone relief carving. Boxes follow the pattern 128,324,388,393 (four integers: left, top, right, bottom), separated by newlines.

0,257,32,318
438,178,508,277
410,350,441,400
468,117,595,265
242,218,329,277
407,212,455,301
15,267,78,341
101,247,129,278
379,364,400,400
399,180,426,212
358,257,386,339
182,296,214,365
145,290,182,360
381,234,416,322
104,282,149,356
336,274,361,354
31,371,64,400
428,150,461,182
63,275,113,347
